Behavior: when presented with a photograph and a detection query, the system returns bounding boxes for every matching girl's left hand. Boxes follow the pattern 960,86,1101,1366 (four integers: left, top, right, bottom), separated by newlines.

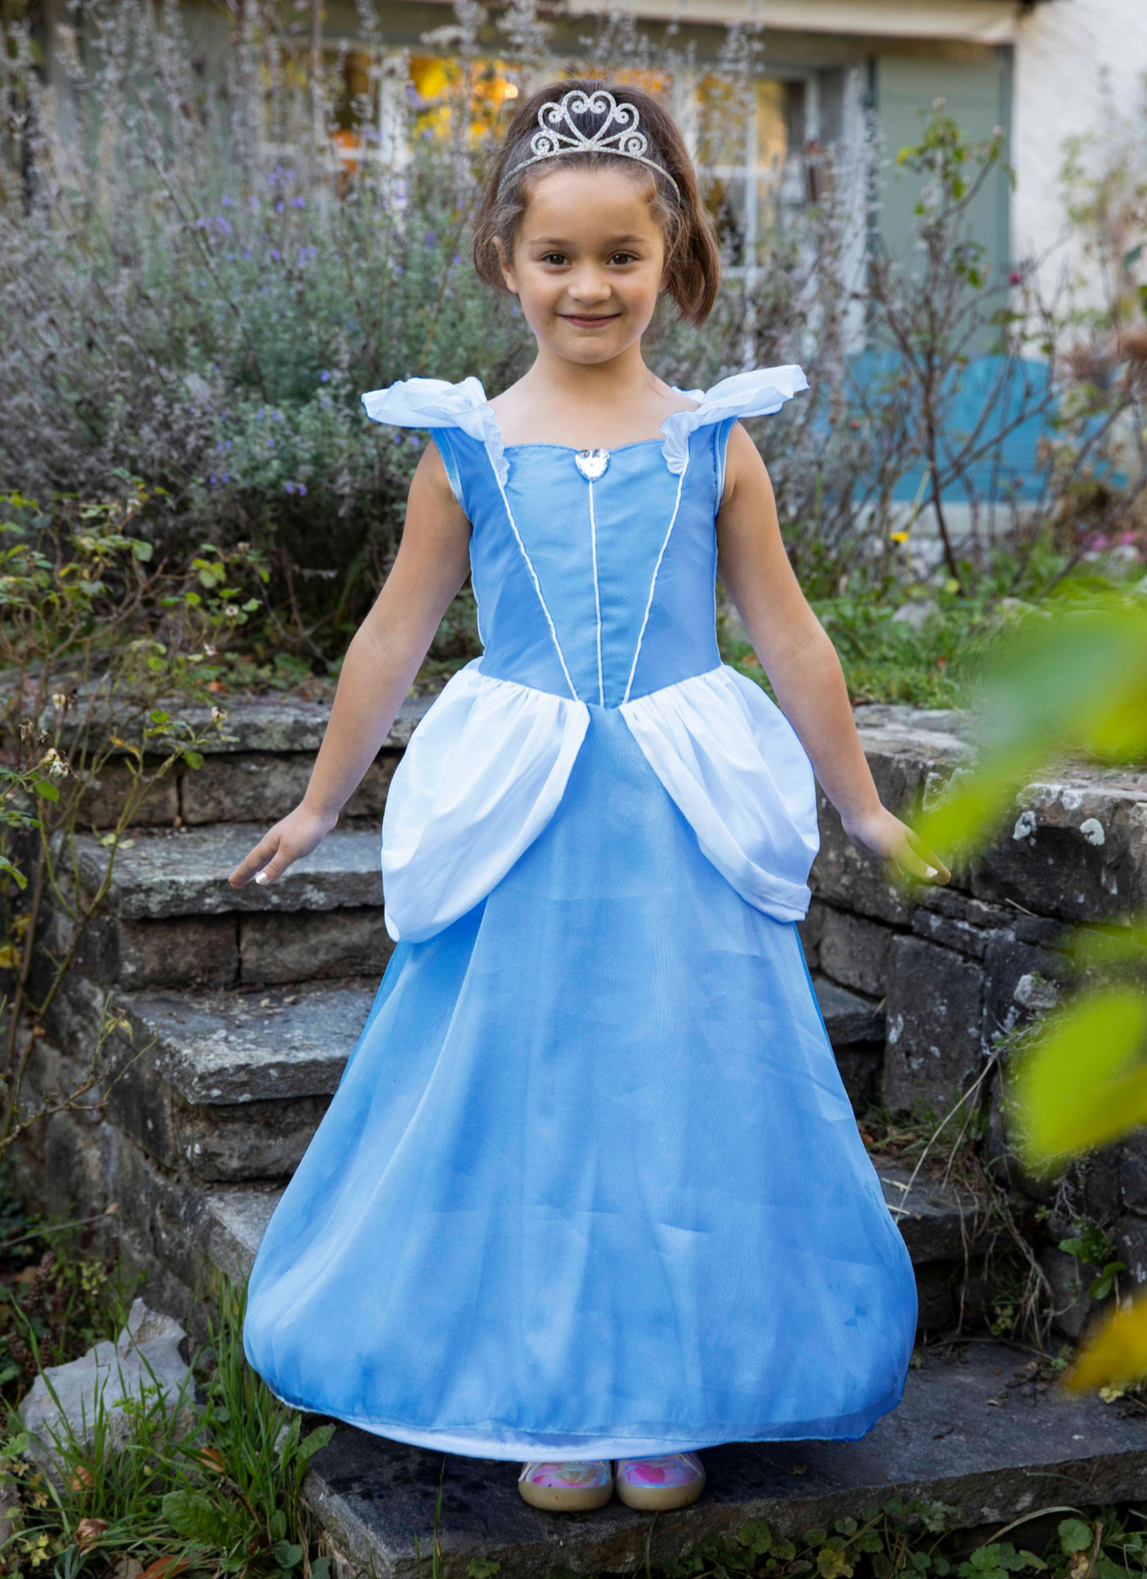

840,806,951,886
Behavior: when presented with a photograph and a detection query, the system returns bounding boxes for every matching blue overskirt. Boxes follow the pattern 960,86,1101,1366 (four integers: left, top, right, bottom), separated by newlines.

242,706,918,1459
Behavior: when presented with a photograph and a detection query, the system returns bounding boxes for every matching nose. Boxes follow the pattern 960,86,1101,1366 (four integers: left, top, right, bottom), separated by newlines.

566,263,612,305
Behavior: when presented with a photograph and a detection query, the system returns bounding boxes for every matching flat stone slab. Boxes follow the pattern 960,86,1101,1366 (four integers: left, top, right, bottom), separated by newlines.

53,690,432,756
71,824,385,920
302,1343,1147,1579
201,1183,283,1285
122,981,378,1104
172,694,432,755
812,975,885,1045
875,1161,987,1265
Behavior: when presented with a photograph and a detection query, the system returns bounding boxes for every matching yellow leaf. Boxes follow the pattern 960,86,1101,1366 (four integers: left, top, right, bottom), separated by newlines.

0,945,19,969
1009,987,1147,1166
1064,1292,1147,1392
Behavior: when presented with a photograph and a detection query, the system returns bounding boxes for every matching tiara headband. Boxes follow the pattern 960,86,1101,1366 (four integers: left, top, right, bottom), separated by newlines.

496,89,682,200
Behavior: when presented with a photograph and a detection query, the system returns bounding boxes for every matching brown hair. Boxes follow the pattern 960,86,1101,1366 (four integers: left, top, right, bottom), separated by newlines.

473,78,721,327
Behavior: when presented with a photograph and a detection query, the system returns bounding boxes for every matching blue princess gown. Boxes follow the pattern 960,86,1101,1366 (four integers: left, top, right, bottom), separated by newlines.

242,366,918,1461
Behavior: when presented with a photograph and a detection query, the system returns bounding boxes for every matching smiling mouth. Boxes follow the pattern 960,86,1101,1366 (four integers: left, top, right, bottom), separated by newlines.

561,313,621,325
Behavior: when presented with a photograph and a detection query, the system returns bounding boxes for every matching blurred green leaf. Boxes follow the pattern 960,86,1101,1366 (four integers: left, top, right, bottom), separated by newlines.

1009,987,1147,1167
915,601,1147,856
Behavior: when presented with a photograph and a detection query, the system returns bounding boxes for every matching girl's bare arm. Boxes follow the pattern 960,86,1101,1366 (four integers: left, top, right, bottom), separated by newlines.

228,441,471,888
715,422,949,885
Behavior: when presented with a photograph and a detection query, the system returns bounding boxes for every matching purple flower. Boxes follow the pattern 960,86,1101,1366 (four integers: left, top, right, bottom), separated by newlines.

285,480,296,494
270,248,280,261
395,265,404,276
227,252,235,262
452,253,461,265
222,471,229,482
268,437,275,447
298,483,307,497
209,474,218,484
298,247,308,264
273,409,282,421
276,200,285,214
256,408,264,419
320,369,330,382
243,247,251,260
222,194,232,206
409,435,420,448
250,196,259,211
293,195,306,208
320,394,332,408
424,232,435,248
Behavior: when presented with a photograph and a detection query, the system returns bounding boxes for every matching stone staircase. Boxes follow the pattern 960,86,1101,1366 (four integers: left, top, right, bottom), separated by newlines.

16,692,1147,1577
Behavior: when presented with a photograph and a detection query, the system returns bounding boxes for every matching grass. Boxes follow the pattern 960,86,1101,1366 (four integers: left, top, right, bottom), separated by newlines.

0,1187,337,1579
718,594,998,712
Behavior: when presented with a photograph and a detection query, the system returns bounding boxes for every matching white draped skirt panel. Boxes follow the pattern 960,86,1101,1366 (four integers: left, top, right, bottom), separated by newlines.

381,661,819,943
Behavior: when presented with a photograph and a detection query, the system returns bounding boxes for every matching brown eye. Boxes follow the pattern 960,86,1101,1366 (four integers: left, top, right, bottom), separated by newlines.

540,252,568,266
609,251,638,266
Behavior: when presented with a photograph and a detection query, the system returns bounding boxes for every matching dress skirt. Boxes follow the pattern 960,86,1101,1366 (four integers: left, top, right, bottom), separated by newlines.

242,705,919,1459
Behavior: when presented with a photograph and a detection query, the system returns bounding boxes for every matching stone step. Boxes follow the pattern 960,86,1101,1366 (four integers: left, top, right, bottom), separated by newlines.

55,824,392,991
43,974,376,1184
299,1342,1147,1579
102,976,888,1176
69,695,431,831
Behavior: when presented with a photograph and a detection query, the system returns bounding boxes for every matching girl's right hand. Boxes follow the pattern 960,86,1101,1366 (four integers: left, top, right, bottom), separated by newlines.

228,803,339,890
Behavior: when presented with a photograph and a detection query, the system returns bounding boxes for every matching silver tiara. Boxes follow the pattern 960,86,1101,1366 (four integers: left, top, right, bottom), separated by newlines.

497,89,682,199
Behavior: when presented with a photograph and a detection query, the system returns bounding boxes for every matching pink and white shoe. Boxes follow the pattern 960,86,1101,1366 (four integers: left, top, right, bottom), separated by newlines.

613,1452,706,1511
517,1459,614,1512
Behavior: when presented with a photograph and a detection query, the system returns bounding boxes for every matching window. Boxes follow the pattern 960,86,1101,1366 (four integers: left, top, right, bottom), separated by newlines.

694,73,810,276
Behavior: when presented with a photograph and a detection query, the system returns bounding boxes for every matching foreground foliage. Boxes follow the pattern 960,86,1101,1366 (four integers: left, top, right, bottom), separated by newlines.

908,585,1147,1390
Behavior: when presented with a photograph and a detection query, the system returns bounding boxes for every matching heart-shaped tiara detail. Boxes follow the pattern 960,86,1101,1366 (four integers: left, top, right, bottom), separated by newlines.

497,89,682,199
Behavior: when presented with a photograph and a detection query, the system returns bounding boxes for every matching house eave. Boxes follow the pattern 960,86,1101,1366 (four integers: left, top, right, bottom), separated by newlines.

559,0,1023,44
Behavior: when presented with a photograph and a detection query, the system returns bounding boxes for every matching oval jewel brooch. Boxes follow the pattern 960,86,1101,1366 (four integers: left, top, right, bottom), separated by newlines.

574,449,610,482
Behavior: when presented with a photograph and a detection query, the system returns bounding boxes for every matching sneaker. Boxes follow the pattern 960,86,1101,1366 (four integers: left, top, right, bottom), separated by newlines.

517,1459,615,1512
613,1452,706,1511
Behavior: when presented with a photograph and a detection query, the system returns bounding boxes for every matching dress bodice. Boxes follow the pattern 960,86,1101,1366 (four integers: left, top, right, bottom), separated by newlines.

360,367,818,945
363,368,807,708
436,429,725,707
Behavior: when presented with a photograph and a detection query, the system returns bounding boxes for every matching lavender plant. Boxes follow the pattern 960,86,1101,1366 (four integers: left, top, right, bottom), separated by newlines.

1,0,1144,647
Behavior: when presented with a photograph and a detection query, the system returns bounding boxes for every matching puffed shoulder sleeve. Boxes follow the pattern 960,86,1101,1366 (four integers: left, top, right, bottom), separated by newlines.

659,364,808,476
361,375,508,489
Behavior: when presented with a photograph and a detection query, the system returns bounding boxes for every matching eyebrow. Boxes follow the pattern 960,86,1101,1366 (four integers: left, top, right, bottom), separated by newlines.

527,233,650,247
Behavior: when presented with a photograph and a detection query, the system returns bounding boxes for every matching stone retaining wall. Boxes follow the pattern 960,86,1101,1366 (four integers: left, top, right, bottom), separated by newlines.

808,703,1147,1339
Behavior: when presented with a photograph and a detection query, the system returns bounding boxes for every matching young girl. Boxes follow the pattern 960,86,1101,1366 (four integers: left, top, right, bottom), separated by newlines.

233,79,950,1517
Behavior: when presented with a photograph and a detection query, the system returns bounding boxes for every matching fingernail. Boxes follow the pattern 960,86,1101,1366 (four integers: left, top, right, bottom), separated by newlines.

255,871,269,886
926,867,937,878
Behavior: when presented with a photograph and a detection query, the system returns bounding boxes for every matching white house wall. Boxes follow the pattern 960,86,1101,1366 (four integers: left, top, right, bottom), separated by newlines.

1012,0,1147,295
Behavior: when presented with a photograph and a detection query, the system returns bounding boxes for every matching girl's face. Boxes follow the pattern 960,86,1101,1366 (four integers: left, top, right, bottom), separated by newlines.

499,165,667,366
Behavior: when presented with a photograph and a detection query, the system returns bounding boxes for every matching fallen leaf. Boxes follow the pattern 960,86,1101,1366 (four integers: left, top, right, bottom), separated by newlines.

75,1517,108,1549
139,1556,190,1579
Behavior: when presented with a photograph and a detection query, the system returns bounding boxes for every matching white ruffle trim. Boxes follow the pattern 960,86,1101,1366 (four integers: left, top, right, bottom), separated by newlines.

360,365,808,484
621,665,819,922
361,376,508,486
658,366,809,476
381,663,818,943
